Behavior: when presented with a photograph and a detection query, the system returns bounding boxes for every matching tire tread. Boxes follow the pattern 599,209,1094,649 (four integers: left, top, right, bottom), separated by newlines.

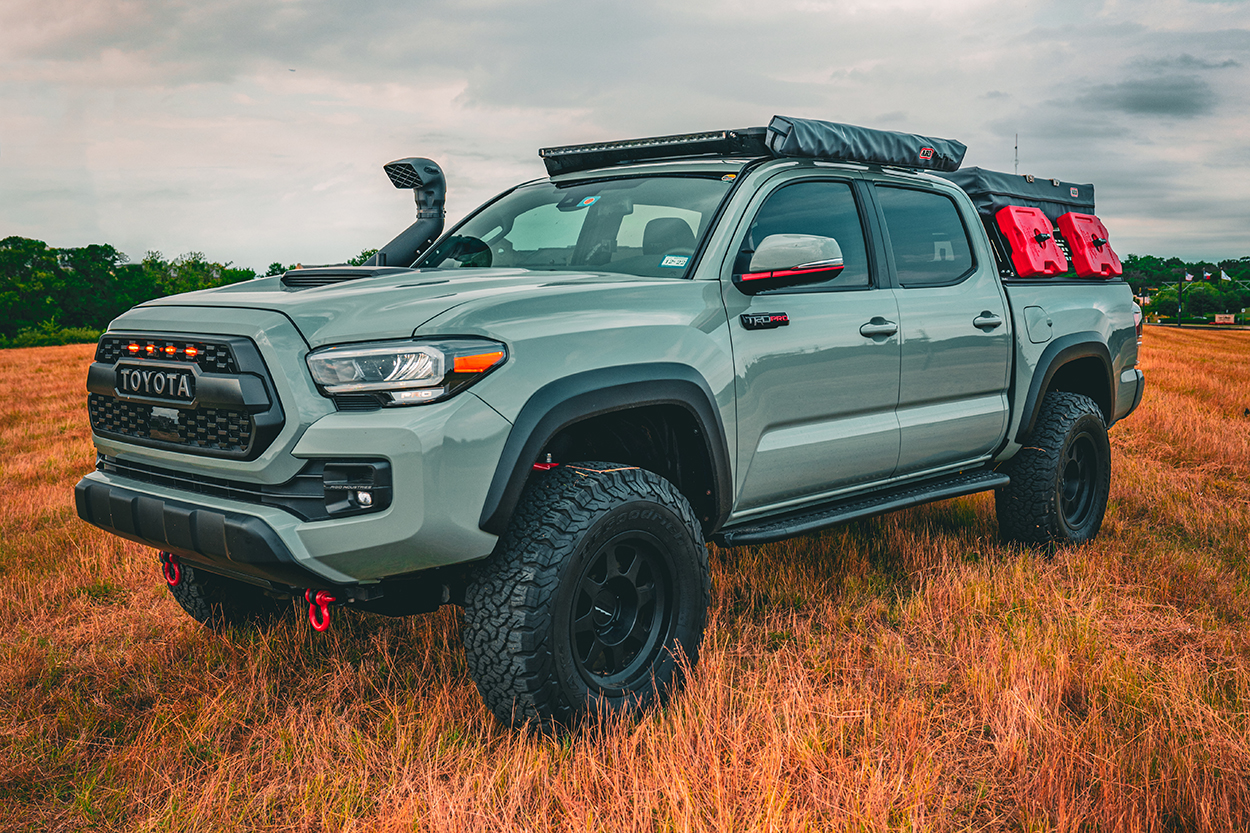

462,462,708,726
996,391,1110,544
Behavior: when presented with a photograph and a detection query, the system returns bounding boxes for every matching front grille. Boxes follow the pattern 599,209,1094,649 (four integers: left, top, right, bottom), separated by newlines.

88,394,148,436
89,394,255,454
89,332,284,460
95,335,238,374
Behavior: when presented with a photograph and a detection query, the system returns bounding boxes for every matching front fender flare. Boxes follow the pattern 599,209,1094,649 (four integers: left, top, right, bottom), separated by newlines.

478,364,732,536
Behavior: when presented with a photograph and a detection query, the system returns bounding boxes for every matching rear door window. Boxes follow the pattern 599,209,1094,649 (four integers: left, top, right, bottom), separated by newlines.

875,186,975,287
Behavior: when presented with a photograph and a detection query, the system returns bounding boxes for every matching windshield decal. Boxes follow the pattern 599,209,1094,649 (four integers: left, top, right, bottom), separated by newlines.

575,196,600,209
660,255,690,268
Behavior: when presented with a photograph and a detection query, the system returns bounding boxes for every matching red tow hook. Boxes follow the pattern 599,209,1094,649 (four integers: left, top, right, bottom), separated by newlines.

305,589,337,632
158,551,182,587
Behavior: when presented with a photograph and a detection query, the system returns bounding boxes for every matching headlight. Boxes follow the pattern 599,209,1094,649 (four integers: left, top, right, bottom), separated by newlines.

306,337,506,406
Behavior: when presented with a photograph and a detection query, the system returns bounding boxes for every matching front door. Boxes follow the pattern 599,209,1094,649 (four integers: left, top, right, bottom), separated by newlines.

724,177,902,516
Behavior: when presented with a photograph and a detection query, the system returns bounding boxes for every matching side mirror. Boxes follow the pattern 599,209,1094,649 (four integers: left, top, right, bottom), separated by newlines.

733,234,844,294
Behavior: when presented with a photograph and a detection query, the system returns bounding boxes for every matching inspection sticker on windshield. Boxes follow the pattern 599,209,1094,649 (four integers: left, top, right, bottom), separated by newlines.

575,196,600,208
660,255,689,268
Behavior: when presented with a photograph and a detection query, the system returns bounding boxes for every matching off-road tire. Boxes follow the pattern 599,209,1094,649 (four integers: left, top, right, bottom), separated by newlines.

463,462,710,728
996,391,1111,544
167,561,289,630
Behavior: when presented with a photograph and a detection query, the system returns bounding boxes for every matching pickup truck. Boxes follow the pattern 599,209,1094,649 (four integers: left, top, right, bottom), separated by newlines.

75,116,1144,727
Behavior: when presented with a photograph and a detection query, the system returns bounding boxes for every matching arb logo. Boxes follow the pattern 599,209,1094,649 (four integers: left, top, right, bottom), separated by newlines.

919,147,935,161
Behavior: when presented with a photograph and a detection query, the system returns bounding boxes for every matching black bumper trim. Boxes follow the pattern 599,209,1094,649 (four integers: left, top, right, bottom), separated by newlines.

74,477,336,589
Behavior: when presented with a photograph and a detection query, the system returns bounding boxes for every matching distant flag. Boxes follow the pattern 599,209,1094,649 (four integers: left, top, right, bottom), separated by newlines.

1222,270,1232,281
1185,272,1194,281
1204,271,1212,280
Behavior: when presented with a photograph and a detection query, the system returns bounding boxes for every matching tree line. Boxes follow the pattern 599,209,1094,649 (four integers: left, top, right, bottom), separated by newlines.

0,236,374,346
1121,254,1250,321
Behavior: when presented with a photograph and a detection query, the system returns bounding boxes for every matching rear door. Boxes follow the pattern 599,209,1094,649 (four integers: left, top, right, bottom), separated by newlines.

723,173,901,516
870,181,1013,475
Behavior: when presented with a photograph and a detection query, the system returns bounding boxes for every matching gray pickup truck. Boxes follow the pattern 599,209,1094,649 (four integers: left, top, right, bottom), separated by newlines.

75,117,1144,726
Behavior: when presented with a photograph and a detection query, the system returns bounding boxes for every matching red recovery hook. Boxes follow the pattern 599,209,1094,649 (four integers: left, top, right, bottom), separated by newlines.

305,589,337,632
158,551,181,587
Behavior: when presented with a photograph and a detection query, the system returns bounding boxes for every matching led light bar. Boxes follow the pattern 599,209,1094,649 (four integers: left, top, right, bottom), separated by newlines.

539,128,768,176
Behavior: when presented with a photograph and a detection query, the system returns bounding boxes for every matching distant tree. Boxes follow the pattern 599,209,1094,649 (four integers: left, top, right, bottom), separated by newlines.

56,243,163,329
1184,283,1222,316
347,248,379,266
1122,254,1184,295
1147,287,1178,317
0,237,65,337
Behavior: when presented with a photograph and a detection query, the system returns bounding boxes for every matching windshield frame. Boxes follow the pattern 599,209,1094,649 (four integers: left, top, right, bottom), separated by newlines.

412,168,748,279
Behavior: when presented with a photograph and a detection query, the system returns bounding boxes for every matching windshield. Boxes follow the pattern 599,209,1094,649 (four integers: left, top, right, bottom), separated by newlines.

417,175,733,278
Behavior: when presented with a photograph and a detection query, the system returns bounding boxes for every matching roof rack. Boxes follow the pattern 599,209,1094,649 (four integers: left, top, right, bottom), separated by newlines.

538,117,966,177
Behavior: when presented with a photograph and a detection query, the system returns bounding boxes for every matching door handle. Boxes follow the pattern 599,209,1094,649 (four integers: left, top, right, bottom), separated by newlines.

859,319,898,338
973,312,1003,330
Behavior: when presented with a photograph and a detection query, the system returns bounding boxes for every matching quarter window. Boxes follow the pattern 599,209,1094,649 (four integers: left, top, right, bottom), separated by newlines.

737,180,871,290
876,186,975,287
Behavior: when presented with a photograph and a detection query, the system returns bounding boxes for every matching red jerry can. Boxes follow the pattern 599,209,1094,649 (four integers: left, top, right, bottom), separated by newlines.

1057,212,1122,278
994,205,1068,277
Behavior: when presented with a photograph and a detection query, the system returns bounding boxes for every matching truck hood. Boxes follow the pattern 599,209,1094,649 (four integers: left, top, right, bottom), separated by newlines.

137,267,671,348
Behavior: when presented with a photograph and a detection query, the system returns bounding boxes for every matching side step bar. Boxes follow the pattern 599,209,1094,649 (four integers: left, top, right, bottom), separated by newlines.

713,469,1010,547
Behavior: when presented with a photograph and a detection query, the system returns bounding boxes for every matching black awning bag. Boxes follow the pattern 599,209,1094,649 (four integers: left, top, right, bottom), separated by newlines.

765,116,967,172
937,167,1094,223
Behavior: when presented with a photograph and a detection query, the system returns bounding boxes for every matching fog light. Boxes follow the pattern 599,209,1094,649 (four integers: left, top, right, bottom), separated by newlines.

320,461,392,517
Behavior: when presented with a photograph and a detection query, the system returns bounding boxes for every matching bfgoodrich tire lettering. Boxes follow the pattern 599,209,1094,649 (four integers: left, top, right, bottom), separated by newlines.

996,391,1112,544
462,462,710,727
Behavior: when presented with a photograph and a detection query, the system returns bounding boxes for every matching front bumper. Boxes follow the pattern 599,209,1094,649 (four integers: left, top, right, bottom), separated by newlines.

75,476,324,590
76,391,513,587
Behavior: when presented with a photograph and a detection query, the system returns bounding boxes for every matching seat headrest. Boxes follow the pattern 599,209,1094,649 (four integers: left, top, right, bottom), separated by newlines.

643,218,696,255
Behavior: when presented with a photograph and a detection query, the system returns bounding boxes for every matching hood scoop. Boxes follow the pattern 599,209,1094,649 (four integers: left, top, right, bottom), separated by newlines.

281,266,413,290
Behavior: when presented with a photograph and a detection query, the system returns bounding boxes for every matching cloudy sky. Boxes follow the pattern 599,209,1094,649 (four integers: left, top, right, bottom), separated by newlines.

2,0,1248,269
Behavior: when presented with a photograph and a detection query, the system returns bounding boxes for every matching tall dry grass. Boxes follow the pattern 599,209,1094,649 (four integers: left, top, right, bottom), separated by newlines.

1,329,1248,831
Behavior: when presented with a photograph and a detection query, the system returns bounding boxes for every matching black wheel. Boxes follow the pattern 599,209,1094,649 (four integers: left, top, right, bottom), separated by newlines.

462,462,709,727
995,392,1112,544
163,556,289,630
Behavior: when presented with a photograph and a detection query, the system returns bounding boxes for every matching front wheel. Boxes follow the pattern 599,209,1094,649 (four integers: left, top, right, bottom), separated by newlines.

996,391,1112,544
164,556,290,630
462,462,710,727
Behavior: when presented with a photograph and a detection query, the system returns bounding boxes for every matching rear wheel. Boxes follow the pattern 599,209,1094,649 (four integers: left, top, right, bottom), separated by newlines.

996,392,1111,544
164,556,289,630
463,462,709,727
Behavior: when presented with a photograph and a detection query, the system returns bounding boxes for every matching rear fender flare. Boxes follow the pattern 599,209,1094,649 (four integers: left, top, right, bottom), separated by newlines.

478,364,732,536
1016,332,1113,443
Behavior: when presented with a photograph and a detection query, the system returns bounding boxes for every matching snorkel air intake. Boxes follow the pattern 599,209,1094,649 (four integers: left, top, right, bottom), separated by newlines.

365,157,446,267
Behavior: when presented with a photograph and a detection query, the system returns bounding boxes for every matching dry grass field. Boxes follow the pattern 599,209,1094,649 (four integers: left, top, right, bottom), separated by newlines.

1,327,1248,831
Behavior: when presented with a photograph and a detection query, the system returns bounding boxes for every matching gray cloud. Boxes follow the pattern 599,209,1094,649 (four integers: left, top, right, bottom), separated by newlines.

1076,75,1218,117
1131,53,1242,70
